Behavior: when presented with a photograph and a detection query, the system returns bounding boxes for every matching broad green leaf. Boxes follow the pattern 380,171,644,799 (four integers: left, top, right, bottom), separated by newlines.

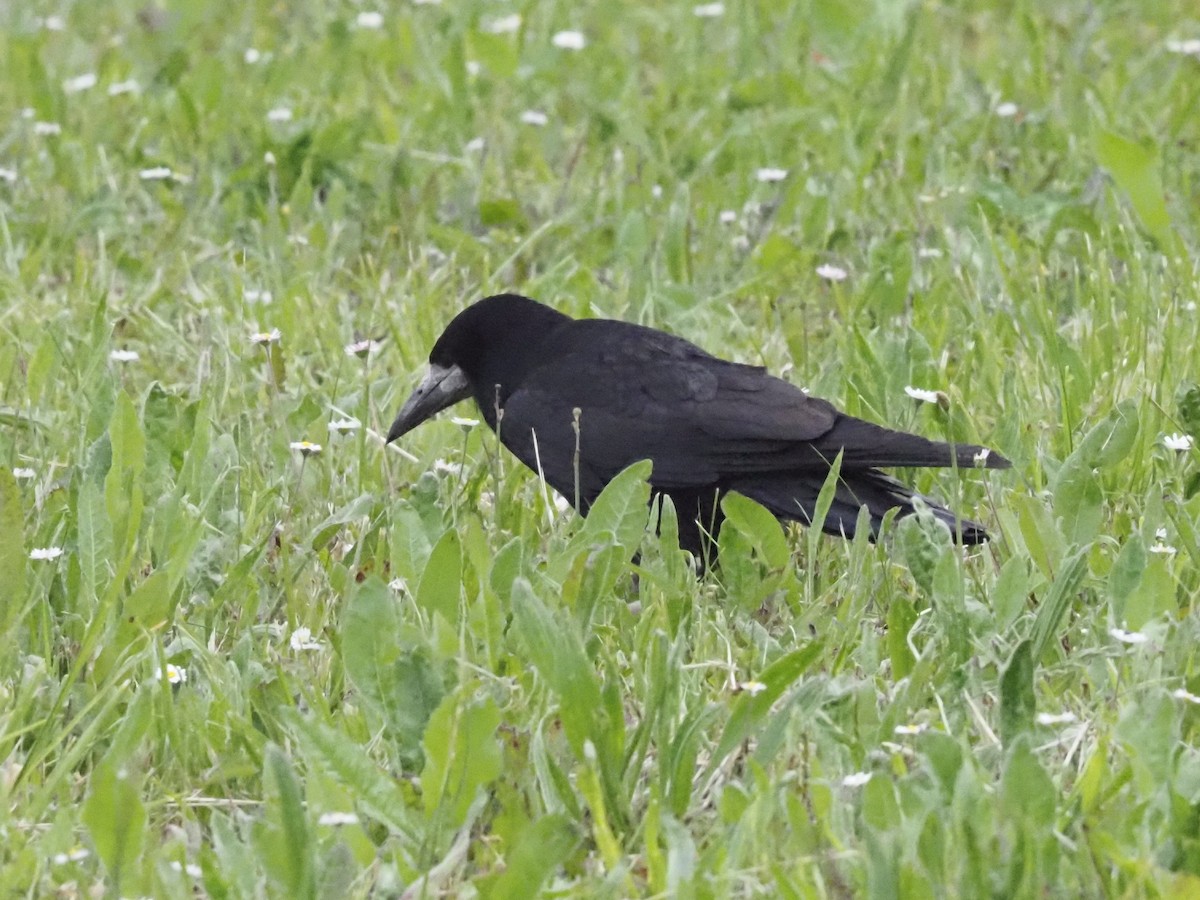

1052,460,1103,544
1000,737,1055,827
712,642,823,766
0,467,25,628
478,813,578,900
1094,128,1173,248
1076,738,1109,815
511,577,603,754
886,597,917,680
76,479,113,605
108,390,146,479
421,693,503,827
389,503,434,584
1176,381,1200,437
284,711,419,844
999,640,1036,747
261,745,315,900
1013,492,1065,580
992,557,1031,632
862,775,901,831
932,550,970,664
1107,534,1146,623
580,459,652,551
722,492,790,569
1123,554,1175,631
94,571,172,682
83,760,146,889
416,529,462,626
342,577,444,760
1073,400,1139,470
1030,546,1088,662
897,502,952,596
309,493,376,551
1116,690,1177,797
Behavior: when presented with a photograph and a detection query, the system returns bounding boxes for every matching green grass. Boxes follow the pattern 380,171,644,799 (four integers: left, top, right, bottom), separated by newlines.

2,0,1200,895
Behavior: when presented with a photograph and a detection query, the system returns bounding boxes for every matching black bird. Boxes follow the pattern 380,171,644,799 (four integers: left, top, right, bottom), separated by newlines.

387,294,1009,567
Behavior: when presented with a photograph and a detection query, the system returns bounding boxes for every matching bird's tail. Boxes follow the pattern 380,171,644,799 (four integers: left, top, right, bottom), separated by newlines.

731,468,992,544
809,418,1012,470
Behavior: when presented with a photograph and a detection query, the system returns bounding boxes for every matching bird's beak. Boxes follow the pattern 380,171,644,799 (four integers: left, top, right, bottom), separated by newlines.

386,363,473,443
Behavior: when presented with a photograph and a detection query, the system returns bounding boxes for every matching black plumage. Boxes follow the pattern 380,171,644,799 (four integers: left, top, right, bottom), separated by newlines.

387,294,1009,567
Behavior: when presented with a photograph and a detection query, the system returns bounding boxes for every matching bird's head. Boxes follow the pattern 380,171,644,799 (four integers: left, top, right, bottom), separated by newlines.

386,293,569,443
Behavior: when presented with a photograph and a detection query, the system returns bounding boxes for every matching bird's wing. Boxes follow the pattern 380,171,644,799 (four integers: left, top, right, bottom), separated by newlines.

494,322,843,500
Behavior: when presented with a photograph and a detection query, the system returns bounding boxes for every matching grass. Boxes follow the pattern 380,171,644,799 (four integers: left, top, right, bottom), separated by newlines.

2,0,1199,895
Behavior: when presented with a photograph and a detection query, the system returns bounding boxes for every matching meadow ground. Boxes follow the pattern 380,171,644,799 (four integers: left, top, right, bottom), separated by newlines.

2,0,1199,896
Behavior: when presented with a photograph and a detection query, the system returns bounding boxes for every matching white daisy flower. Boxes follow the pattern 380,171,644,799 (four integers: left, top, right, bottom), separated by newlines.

433,459,462,476
917,247,943,259
995,101,1019,118
345,339,382,358
34,122,62,136
264,151,276,166
466,60,481,77
973,448,992,466
244,289,273,304
693,3,726,17
52,848,91,865
13,467,36,479
108,80,141,96
519,110,548,126
139,167,173,180
738,680,767,696
1109,627,1148,645
551,30,586,50
465,137,486,152
318,812,360,826
1035,711,1077,726
109,349,139,362
250,328,282,345
63,73,98,93
155,663,188,684
451,416,479,428
267,107,293,123
1163,433,1193,451
328,418,361,434
1150,541,1177,556
755,167,788,183
719,210,737,225
41,15,67,31
1166,39,1200,57
30,547,65,560
244,48,262,64
815,263,848,282
289,626,323,651
894,723,928,736
486,14,522,34
904,385,944,405
841,771,872,787
290,440,322,457
355,11,384,29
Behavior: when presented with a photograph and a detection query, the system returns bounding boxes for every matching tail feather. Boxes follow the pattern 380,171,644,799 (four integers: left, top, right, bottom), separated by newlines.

812,418,1012,471
731,468,991,544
